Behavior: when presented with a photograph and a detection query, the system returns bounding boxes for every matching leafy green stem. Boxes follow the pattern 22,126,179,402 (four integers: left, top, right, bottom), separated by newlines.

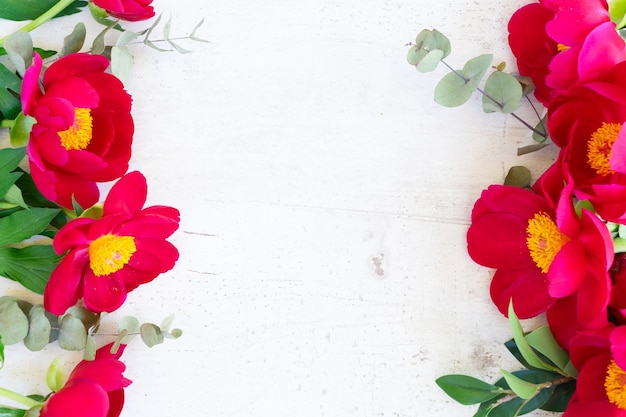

0,387,42,408
0,120,15,130
0,0,76,47
438,58,548,139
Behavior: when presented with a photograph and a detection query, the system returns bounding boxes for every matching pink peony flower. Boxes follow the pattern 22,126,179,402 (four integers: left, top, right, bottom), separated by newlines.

467,184,613,320
44,171,180,315
21,53,134,209
90,0,155,22
40,343,131,417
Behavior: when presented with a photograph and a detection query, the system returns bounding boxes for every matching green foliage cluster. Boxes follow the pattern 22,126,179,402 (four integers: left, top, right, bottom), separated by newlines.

436,303,576,417
407,29,550,155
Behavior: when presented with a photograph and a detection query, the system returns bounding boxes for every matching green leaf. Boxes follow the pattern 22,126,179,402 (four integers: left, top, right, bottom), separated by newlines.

190,18,210,42
434,54,493,107
526,326,573,375
61,22,86,56
0,300,28,344
45,358,66,392
0,0,87,21
169,39,193,54
140,323,164,347
508,301,559,373
3,32,33,77
609,0,626,29
0,335,4,369
160,314,175,332
0,245,59,294
0,147,26,173
0,208,60,247
23,406,41,417
482,71,522,113
118,316,140,344
24,305,51,351
9,113,36,148
504,166,531,188
166,328,183,339
415,49,444,73
407,29,450,72
517,143,549,156
83,334,96,360
435,374,503,405
0,62,22,120
539,378,576,412
111,46,134,85
64,305,100,331
0,408,27,417
3,184,27,209
58,314,87,350
0,173,22,201
500,369,540,399
532,114,549,143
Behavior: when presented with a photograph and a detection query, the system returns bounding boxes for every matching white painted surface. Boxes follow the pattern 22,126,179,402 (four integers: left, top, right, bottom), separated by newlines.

0,1,561,416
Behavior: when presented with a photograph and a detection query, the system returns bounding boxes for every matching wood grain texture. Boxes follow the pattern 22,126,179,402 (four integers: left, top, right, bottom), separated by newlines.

0,1,560,416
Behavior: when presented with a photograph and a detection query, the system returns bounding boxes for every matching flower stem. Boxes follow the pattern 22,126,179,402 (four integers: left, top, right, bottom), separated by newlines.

0,0,76,47
0,387,42,408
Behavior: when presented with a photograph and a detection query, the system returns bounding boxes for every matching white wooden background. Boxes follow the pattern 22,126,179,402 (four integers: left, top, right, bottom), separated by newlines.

0,1,561,416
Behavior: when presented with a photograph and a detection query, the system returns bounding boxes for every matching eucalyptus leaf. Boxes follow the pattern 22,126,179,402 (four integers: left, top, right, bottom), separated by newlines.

58,314,87,350
504,166,531,188
9,113,36,148
416,49,444,73
160,314,175,332
190,18,210,42
3,32,33,77
0,208,60,247
169,39,193,54
61,22,86,56
0,300,29,344
24,305,51,351
111,46,134,85
118,316,140,344
140,323,164,347
434,54,493,107
517,143,549,156
83,334,96,360
435,374,503,405
482,71,522,113
533,114,549,143
0,0,87,21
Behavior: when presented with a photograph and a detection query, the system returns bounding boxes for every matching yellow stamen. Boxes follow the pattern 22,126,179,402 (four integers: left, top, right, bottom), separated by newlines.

88,234,136,277
557,43,570,52
605,360,626,409
58,108,93,151
526,212,570,273
587,122,622,176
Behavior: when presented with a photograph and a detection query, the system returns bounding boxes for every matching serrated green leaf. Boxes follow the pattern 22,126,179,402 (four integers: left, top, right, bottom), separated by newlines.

0,300,28,344
508,301,559,373
61,22,86,56
140,323,164,347
24,305,51,351
3,32,33,77
501,369,540,399
58,314,87,350
482,71,522,113
435,374,503,405
434,54,493,107
504,166,531,188
46,358,65,392
0,0,87,21
111,46,134,85
0,208,60,247
9,113,36,148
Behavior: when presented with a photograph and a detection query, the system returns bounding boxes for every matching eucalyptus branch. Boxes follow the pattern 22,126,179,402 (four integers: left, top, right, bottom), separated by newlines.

438,58,549,139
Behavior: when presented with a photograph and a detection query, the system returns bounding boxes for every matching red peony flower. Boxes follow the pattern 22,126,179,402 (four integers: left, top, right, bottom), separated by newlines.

21,53,134,209
40,343,131,417
543,0,626,92
467,184,613,320
562,326,626,416
508,1,558,105
44,171,180,315
547,61,626,223
90,0,155,21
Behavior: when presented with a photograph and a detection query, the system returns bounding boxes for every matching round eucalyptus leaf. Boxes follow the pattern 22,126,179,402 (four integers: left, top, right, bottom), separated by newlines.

61,22,86,56
83,334,96,361
504,166,532,189
434,54,493,107
416,49,444,73
0,300,29,345
24,305,51,351
482,71,523,113
58,314,87,351
140,323,164,348
3,31,33,76
118,316,140,344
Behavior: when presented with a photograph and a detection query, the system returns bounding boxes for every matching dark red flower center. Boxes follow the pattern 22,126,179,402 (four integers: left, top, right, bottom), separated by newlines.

525,212,569,273
88,234,137,276
587,122,621,176
58,108,93,151
605,360,626,409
